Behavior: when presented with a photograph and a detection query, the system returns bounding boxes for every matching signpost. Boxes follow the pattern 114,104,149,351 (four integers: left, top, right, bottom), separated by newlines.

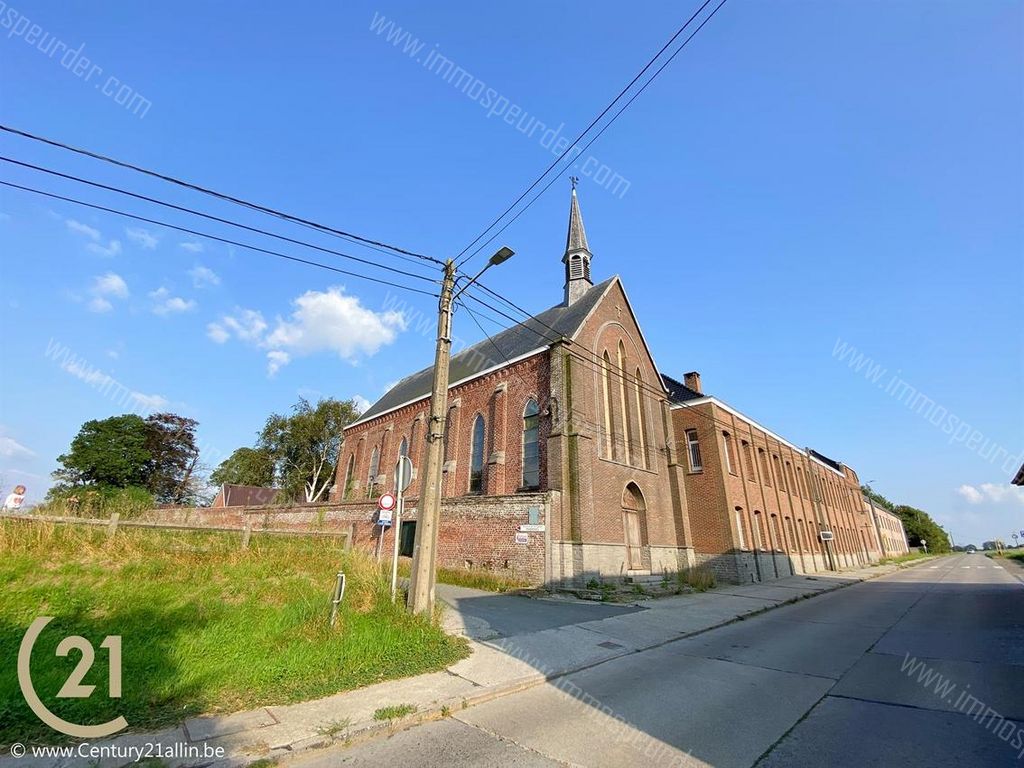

374,492,396,561
390,457,414,601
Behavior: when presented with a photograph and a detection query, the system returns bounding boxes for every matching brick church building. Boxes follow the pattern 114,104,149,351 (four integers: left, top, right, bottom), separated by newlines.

332,186,906,585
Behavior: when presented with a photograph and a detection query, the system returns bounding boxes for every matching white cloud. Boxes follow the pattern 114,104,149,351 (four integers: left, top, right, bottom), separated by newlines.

131,392,170,411
0,432,34,459
88,297,113,313
66,219,100,241
149,287,196,316
125,227,159,250
93,272,129,299
263,287,406,372
353,394,371,413
179,241,204,253
206,323,230,343
87,239,122,257
957,483,1024,506
267,350,290,377
209,288,404,376
188,265,220,288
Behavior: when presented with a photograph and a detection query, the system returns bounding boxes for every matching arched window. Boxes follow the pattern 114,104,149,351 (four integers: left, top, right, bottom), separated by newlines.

342,454,355,500
617,342,633,465
522,399,540,489
633,368,648,469
469,414,485,494
601,351,615,458
753,510,764,549
367,446,380,498
398,436,408,459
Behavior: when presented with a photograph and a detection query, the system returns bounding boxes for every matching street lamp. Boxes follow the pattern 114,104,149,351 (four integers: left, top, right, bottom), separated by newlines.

407,247,515,617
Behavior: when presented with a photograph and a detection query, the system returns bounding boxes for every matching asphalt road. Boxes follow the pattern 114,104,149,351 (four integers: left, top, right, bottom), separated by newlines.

289,555,1024,767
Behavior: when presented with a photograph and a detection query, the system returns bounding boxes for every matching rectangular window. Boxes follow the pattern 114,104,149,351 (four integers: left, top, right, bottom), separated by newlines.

723,433,736,475
735,509,747,549
685,429,702,471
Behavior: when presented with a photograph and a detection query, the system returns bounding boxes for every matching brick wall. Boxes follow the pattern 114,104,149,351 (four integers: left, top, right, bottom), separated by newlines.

138,493,551,584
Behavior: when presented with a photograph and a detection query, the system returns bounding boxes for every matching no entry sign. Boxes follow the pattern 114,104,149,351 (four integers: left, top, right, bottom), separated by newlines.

378,493,396,511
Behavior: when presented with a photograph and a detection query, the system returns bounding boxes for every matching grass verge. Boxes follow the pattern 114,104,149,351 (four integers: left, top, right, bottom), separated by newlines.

0,520,467,746
396,559,529,593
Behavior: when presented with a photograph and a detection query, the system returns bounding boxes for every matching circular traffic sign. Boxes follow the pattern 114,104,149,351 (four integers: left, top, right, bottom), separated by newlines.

378,493,396,511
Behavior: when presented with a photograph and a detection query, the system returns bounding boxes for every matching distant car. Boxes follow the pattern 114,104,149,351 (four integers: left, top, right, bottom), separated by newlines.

966,546,977,554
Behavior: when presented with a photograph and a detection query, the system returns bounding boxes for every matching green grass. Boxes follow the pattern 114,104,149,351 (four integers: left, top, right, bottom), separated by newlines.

396,560,529,593
875,551,932,566
996,549,1024,563
675,566,716,593
373,703,417,721
0,521,467,746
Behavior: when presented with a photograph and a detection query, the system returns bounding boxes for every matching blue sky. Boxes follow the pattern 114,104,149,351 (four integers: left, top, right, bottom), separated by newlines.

0,0,1020,545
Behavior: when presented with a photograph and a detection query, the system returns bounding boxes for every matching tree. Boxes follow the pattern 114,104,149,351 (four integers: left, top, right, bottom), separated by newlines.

258,398,359,502
211,447,276,488
861,485,895,512
144,413,200,504
893,504,951,553
53,414,151,489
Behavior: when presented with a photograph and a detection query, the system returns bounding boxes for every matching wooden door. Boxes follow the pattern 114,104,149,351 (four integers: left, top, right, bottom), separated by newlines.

624,511,643,569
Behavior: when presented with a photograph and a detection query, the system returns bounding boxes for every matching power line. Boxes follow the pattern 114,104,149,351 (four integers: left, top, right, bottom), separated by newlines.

1,155,439,286
0,123,443,266
0,180,439,298
454,0,727,270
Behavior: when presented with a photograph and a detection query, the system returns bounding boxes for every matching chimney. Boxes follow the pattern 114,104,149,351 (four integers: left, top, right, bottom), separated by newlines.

683,371,702,394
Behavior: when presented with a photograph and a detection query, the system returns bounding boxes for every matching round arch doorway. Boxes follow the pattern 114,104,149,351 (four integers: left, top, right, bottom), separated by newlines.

622,482,649,571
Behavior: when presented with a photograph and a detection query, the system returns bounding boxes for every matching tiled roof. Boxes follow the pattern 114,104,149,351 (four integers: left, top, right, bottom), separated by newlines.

661,374,705,404
350,277,617,426
220,484,278,506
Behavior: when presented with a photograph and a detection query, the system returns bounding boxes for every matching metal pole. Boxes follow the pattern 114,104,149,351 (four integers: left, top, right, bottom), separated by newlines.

391,481,404,601
408,259,456,616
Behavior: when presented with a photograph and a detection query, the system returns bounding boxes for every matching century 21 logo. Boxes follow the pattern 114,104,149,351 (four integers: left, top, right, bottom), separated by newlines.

17,617,128,738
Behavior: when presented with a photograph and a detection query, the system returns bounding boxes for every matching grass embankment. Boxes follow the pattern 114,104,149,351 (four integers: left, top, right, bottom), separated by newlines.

1000,550,1024,563
0,521,467,746
874,551,932,566
394,559,529,593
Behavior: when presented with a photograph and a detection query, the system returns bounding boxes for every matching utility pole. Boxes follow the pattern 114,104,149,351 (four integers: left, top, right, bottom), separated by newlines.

407,247,514,616
407,259,456,616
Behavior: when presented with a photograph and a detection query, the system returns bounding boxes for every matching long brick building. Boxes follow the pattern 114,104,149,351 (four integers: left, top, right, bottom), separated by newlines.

332,186,907,585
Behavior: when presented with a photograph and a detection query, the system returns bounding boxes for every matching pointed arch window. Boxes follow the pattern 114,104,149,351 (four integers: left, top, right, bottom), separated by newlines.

398,436,409,459
617,342,633,465
601,351,615,458
633,368,648,469
522,399,540,489
469,414,485,494
367,446,380,498
342,453,355,500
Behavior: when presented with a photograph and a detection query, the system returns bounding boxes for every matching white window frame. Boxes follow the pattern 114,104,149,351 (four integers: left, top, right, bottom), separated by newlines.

685,429,702,471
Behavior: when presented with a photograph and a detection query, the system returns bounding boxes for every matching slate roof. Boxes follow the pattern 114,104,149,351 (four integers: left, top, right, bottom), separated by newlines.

808,449,844,472
1013,462,1024,486
564,188,590,256
661,374,705,404
216,484,279,507
349,277,617,427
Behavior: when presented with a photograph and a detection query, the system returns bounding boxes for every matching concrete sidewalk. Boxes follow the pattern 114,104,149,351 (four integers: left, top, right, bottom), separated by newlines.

3,558,935,768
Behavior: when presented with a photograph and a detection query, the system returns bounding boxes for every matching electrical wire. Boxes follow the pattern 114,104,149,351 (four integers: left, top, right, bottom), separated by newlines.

0,180,439,297
0,156,439,285
0,123,442,266
455,0,728,269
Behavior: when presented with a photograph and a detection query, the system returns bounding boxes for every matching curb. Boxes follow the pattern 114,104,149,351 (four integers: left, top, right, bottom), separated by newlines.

261,556,943,765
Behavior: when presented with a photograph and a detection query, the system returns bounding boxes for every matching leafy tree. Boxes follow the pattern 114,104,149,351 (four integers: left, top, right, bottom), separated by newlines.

144,413,200,504
893,504,951,553
861,485,895,512
258,398,359,502
211,447,276,488
53,415,151,489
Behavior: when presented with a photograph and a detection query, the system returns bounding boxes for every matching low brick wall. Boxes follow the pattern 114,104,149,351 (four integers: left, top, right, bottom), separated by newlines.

138,493,552,584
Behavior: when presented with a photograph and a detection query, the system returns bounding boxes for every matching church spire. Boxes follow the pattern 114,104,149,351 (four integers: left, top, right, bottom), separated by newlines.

563,178,593,306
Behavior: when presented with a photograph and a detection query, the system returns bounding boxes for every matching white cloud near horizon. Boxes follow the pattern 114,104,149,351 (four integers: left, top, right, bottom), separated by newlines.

957,483,1024,506
179,241,204,253
66,219,100,240
0,429,35,459
126,227,159,250
87,272,129,313
207,287,406,376
87,239,122,257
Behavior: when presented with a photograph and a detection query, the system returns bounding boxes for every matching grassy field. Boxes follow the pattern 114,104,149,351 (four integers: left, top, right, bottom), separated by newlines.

0,521,468,746
999,549,1024,563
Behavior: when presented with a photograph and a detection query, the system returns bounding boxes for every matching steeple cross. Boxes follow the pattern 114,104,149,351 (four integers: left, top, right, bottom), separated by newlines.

570,176,579,191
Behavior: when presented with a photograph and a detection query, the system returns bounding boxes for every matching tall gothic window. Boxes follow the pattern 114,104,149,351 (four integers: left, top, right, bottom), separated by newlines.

367,446,380,498
342,454,355,500
633,368,648,469
398,437,408,459
601,351,615,458
522,399,540,489
469,414,485,494
617,342,633,465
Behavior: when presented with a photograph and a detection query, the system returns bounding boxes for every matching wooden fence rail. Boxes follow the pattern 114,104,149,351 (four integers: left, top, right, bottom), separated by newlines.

0,512,352,550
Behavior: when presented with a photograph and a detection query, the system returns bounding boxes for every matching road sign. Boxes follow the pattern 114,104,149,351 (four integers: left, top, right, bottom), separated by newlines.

377,508,393,527
819,530,834,541
394,457,414,493
378,493,396,512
